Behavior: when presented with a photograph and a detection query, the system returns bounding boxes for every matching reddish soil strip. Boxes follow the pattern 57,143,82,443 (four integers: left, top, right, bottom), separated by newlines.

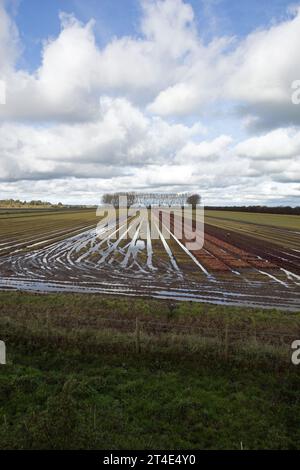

163,211,280,273
204,233,277,270
167,213,231,272
205,223,300,275
204,240,250,269
190,247,231,272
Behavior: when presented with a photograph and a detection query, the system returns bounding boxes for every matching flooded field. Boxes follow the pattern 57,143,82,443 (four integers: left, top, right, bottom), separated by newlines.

0,208,299,310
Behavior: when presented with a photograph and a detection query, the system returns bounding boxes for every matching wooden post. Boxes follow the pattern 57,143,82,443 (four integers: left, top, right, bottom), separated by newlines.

46,312,50,338
252,318,257,345
135,317,141,354
93,405,97,430
224,319,229,360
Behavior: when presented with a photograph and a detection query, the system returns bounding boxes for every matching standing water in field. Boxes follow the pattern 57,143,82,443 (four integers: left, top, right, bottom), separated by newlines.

0,209,299,310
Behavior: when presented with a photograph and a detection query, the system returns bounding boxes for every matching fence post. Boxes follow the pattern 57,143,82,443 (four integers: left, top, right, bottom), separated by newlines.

93,404,97,430
46,312,50,338
224,319,229,360
252,318,257,345
135,317,141,354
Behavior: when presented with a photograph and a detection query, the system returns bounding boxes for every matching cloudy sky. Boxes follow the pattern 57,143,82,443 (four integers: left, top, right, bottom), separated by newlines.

0,0,299,205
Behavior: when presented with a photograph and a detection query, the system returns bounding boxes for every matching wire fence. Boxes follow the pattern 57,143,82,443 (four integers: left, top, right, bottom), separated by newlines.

2,312,298,361
71,315,300,348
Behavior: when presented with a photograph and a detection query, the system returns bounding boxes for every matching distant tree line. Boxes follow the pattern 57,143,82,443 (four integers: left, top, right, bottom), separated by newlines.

102,192,201,208
0,199,64,209
206,206,300,215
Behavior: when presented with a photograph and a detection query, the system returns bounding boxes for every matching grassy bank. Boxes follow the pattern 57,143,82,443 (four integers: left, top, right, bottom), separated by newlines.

0,292,299,450
1,290,299,326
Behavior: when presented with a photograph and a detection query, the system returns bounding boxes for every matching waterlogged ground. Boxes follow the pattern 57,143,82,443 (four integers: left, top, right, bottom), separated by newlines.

0,209,299,309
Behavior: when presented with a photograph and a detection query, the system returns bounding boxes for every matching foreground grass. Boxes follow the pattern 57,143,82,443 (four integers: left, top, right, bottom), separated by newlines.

0,292,299,450
1,290,299,327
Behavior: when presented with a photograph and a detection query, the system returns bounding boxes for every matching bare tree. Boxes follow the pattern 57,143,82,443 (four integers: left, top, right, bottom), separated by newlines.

102,194,113,205
187,194,201,208
102,192,136,208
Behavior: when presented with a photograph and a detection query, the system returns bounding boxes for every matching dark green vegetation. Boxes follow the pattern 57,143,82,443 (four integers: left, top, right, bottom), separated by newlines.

0,292,299,450
205,210,300,231
206,206,300,215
